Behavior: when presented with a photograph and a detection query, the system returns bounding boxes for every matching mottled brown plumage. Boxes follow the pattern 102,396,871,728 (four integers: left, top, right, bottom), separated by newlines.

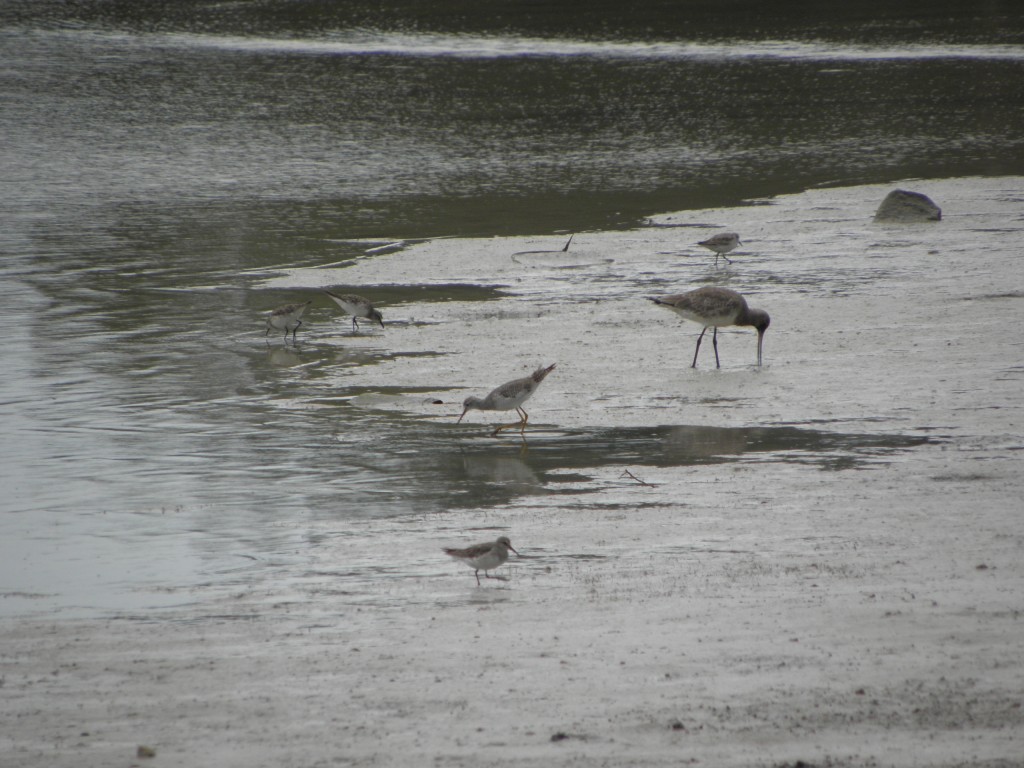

324,291,384,332
648,287,770,368
458,364,556,436
265,300,311,343
697,231,741,265
443,536,519,585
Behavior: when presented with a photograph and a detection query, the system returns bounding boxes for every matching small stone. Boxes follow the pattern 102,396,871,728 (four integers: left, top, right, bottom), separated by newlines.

137,745,156,758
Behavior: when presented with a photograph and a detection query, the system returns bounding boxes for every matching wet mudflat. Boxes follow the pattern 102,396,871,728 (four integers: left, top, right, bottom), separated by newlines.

3,3,1023,762
2,177,1022,766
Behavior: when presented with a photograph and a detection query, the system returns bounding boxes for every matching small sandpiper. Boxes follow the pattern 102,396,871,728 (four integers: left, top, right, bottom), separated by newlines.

443,536,519,585
324,291,384,332
697,232,741,265
458,363,556,437
265,300,311,343
647,287,770,368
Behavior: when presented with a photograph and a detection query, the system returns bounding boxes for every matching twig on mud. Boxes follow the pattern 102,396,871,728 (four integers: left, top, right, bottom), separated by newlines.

621,469,656,487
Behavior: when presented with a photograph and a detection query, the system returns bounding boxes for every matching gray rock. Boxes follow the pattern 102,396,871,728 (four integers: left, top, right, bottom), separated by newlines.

874,189,942,221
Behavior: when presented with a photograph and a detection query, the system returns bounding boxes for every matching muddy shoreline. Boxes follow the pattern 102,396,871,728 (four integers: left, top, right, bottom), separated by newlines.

3,178,1022,766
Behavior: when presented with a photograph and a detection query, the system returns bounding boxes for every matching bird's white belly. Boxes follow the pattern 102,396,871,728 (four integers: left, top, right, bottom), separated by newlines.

465,551,504,571
671,308,735,327
491,396,529,411
269,316,297,330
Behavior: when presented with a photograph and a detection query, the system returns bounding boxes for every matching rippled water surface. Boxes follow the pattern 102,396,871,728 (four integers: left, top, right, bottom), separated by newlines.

2,2,1022,616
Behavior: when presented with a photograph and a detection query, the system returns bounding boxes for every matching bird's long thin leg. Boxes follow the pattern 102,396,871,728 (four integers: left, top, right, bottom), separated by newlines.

474,570,480,585
351,316,359,333
712,327,721,368
292,320,302,342
722,254,733,265
518,407,529,433
493,406,532,437
692,327,708,368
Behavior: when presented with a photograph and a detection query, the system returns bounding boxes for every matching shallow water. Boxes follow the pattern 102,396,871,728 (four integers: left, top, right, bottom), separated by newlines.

1,4,1022,617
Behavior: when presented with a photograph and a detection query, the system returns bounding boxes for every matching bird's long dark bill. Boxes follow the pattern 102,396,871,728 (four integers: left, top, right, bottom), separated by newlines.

457,408,468,423
509,545,520,556
378,319,385,329
757,330,765,366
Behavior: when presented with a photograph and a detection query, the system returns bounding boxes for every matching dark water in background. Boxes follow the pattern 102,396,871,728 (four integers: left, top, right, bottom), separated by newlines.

1,1,1022,614
4,2,1024,241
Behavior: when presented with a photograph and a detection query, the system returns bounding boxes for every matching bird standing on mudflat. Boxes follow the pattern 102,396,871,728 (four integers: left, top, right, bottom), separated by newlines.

647,287,770,368
265,300,311,343
324,290,384,332
697,232,741,265
443,536,519,585
458,363,556,437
